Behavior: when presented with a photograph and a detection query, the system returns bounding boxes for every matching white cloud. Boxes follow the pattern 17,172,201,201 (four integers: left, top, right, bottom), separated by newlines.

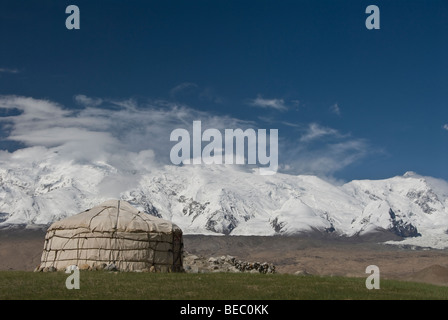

0,95,369,179
443,124,448,131
170,83,223,104
300,123,339,142
280,123,368,176
248,95,288,111
74,94,103,107
281,138,368,177
0,95,69,121
0,95,249,166
0,68,19,74
170,82,198,97
329,103,341,115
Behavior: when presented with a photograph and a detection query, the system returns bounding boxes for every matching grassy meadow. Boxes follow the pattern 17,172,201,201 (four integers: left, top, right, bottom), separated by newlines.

1,271,448,300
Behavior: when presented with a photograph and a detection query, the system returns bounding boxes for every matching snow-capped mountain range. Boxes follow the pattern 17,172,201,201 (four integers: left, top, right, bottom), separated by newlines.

1,158,448,249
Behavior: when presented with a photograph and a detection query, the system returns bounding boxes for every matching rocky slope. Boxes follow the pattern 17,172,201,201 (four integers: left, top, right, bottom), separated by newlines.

1,157,447,249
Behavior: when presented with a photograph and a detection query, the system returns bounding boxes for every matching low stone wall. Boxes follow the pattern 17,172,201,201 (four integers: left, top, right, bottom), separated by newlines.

183,252,276,274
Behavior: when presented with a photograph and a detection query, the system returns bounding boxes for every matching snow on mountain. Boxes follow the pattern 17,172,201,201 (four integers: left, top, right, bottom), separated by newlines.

1,153,448,249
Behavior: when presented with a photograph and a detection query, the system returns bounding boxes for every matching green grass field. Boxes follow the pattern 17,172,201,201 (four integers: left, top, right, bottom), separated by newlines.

1,271,448,300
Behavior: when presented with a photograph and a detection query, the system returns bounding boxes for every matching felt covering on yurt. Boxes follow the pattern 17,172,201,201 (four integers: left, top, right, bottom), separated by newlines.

38,200,183,272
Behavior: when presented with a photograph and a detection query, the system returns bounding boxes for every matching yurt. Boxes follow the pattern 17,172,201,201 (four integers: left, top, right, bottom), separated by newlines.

37,200,183,272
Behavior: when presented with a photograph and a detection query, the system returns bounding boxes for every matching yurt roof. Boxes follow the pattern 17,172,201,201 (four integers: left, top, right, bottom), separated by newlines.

48,199,180,234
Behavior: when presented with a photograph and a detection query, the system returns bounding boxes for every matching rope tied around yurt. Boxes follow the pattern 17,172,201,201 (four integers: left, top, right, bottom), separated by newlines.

37,200,184,272
110,200,121,267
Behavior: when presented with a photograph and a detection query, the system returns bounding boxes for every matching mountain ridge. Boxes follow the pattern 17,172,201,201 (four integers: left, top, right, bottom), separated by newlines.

1,160,447,249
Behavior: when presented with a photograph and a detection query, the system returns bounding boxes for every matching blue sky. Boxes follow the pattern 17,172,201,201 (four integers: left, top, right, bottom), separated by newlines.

0,0,447,181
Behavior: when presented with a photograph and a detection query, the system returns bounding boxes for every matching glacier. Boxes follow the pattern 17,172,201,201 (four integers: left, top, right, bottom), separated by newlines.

1,152,448,249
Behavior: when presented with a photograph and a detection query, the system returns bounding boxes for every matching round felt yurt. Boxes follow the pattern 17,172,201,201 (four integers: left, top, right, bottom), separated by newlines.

37,200,183,272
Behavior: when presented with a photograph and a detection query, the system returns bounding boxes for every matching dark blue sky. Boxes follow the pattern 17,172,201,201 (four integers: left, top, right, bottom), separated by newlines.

0,0,447,181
